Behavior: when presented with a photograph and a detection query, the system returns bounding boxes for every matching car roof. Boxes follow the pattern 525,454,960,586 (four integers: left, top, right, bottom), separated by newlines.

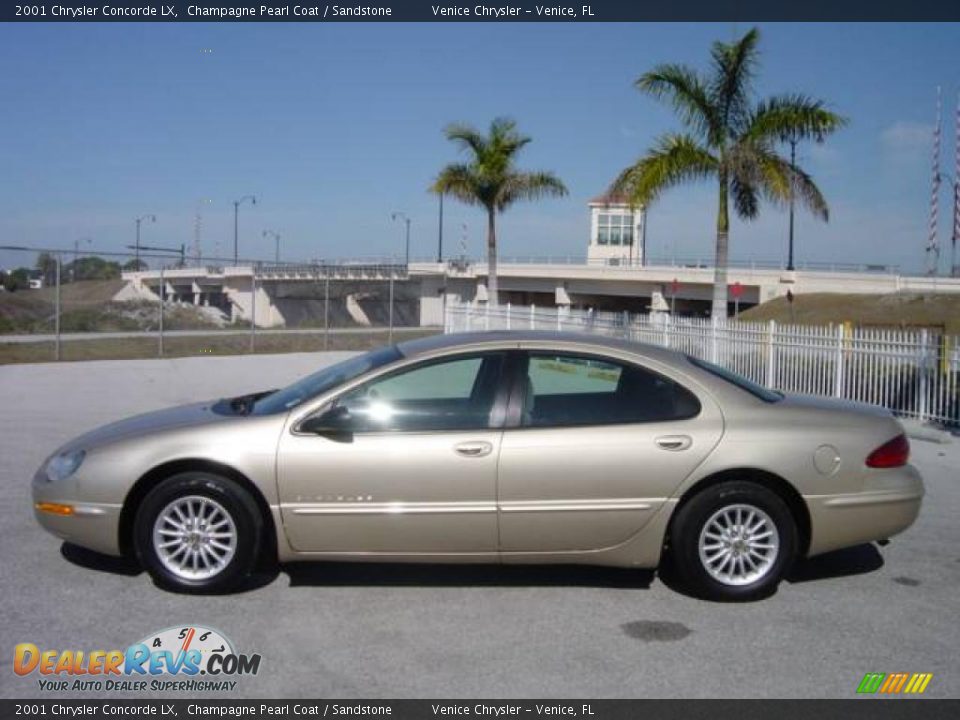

396,330,687,365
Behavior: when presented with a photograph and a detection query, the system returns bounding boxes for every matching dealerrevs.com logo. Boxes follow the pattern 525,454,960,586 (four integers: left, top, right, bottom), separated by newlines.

13,625,261,693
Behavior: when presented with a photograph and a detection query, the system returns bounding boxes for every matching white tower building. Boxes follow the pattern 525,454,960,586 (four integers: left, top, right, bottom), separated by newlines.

587,193,645,266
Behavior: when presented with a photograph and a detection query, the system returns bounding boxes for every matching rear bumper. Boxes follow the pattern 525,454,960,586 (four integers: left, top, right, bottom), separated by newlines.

805,464,924,557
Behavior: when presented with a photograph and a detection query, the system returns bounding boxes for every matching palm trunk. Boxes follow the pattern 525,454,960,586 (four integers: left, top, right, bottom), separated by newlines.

711,170,730,322
486,207,498,306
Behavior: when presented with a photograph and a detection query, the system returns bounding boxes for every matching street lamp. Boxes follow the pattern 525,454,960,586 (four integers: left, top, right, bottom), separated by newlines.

437,193,444,263
134,214,156,268
263,230,281,264
233,195,257,265
391,211,411,265
72,237,92,281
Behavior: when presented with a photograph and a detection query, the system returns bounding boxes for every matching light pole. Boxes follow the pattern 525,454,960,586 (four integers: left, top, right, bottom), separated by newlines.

391,211,411,265
134,214,156,268
437,193,444,263
233,195,257,265
263,230,281,264
72,237,91,281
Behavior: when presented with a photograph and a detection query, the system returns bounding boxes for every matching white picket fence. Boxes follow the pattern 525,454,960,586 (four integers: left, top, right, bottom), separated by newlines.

444,301,960,426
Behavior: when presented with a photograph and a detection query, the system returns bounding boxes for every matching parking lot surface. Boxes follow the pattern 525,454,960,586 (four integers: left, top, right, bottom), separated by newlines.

1,353,957,698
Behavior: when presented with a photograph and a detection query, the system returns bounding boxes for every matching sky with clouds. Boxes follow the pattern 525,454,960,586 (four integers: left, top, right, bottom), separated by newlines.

0,22,957,273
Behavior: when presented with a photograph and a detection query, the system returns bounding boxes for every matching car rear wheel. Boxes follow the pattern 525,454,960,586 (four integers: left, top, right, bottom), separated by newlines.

134,472,261,594
668,481,798,602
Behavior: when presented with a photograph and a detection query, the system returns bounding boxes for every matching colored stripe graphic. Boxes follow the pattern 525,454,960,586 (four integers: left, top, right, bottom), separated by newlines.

857,672,933,694
857,673,885,694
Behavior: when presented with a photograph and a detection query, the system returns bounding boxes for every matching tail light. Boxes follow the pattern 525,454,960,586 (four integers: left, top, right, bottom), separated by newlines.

865,434,910,468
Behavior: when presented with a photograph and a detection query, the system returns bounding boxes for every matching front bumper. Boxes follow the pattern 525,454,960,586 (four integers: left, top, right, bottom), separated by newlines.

805,464,924,557
32,469,123,557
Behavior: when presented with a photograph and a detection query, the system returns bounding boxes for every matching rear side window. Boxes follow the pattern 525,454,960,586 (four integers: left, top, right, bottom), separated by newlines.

521,353,701,427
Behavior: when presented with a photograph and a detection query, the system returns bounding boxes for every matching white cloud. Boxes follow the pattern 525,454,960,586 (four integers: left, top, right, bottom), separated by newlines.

880,121,933,154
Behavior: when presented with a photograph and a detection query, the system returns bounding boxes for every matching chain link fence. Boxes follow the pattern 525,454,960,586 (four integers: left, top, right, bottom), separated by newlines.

0,247,436,364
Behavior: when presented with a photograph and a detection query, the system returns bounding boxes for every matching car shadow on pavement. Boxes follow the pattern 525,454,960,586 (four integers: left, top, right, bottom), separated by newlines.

786,543,884,584
283,562,655,589
61,542,142,576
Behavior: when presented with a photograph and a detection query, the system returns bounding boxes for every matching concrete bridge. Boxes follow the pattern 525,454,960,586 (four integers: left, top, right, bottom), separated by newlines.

117,259,960,328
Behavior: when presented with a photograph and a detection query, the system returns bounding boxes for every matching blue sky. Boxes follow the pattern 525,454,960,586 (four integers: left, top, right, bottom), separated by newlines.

0,22,958,272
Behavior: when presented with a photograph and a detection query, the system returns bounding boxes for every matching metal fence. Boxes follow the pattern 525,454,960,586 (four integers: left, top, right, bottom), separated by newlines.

444,301,960,426
0,247,424,363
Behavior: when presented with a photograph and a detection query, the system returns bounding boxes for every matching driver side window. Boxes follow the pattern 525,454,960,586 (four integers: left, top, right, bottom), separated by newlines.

335,353,505,433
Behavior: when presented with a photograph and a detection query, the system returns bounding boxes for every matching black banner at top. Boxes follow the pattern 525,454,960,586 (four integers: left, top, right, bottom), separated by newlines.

3,0,960,23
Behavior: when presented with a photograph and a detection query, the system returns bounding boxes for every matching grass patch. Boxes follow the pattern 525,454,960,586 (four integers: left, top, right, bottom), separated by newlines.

737,292,960,335
0,329,439,365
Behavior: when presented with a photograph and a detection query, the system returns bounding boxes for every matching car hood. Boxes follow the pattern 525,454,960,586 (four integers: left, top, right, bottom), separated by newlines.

59,400,235,454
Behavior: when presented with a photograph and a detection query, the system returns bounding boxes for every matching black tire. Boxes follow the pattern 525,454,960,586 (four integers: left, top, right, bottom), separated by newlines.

668,481,798,602
133,472,262,594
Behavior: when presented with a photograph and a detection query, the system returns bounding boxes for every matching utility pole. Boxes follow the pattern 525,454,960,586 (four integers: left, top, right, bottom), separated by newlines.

392,212,411,265
263,230,281,264
233,195,257,265
437,193,444,263
134,214,156,268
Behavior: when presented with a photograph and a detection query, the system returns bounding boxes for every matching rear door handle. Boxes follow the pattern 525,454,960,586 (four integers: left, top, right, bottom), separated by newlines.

655,435,692,451
454,441,493,458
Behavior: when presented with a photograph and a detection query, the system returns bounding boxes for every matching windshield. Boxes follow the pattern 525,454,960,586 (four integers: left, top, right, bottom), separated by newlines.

685,355,783,403
249,346,402,415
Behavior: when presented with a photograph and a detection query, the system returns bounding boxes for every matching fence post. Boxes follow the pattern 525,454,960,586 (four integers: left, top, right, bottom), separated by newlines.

388,273,395,343
765,320,777,388
323,273,330,350
556,306,562,332
530,303,535,330
158,266,165,357
250,271,257,353
506,302,511,330
622,310,629,340
918,329,929,422
54,254,61,362
710,316,719,364
833,324,844,398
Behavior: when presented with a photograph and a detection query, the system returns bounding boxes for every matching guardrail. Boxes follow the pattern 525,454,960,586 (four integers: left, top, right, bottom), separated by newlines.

445,301,960,426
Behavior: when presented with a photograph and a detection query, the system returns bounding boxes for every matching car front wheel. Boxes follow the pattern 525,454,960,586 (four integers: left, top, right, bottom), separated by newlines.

668,481,798,602
133,472,261,594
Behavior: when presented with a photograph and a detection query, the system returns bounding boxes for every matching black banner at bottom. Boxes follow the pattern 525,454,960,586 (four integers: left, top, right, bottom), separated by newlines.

2,700,959,720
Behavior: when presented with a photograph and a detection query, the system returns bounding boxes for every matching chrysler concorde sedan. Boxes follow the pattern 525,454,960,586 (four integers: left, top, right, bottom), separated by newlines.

32,331,924,601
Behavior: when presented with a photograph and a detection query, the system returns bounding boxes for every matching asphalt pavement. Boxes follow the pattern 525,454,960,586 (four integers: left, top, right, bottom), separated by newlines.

1,352,957,699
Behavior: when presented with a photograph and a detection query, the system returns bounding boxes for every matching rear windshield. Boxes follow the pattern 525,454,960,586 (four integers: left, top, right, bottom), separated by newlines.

685,355,782,403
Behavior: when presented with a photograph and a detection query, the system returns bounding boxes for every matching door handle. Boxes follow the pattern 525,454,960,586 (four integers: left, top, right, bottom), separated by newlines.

453,441,493,458
655,435,692,451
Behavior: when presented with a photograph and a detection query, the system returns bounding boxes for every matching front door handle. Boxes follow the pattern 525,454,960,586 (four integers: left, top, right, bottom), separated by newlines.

655,435,692,451
453,441,493,458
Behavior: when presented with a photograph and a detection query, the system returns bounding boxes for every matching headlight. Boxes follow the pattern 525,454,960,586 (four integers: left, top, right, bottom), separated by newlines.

45,450,85,483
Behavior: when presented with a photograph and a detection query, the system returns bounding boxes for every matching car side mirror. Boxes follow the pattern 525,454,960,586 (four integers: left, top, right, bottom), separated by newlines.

299,404,354,437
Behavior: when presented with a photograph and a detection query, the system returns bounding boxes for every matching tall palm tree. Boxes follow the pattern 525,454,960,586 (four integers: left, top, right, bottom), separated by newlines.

611,28,846,320
432,118,567,305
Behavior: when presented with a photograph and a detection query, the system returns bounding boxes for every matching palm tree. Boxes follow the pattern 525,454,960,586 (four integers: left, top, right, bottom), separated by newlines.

611,28,846,320
432,118,568,305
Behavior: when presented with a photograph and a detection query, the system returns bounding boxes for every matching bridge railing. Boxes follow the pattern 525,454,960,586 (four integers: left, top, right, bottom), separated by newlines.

444,301,959,426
